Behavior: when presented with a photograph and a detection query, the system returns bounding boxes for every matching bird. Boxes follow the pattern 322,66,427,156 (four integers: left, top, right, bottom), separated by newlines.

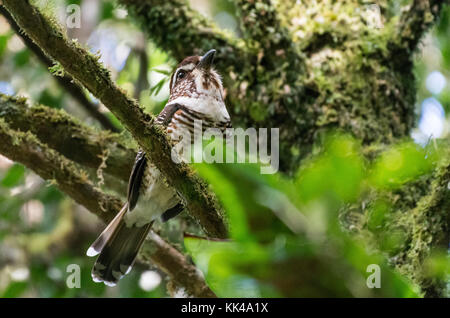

86,49,231,286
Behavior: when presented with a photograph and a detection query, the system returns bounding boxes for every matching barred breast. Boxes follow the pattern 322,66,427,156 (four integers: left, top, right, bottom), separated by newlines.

123,104,230,228
167,107,231,140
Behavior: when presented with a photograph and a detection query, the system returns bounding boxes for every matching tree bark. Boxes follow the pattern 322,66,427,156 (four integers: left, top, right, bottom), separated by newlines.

0,95,134,182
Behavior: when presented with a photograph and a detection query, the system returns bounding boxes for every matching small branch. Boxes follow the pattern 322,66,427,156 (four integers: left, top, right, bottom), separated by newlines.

393,0,446,53
0,94,135,183
234,0,304,73
398,151,450,297
141,232,216,297
234,0,287,48
2,0,228,238
0,118,122,218
118,0,250,73
133,36,150,100
0,5,119,132
133,48,150,100
0,118,216,297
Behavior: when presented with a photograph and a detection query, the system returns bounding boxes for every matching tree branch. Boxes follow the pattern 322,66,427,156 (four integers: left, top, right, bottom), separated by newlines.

0,5,119,132
0,94,134,183
397,151,450,297
2,0,228,238
133,45,150,100
234,0,302,71
118,0,249,73
0,117,216,297
393,0,446,54
0,117,122,217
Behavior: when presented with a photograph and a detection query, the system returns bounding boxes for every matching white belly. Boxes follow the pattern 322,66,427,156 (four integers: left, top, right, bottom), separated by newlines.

124,164,178,227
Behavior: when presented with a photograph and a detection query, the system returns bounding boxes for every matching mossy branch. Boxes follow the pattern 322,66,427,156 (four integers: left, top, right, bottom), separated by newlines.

0,118,122,218
118,0,250,73
0,5,119,132
234,0,303,68
393,0,446,54
0,94,135,183
2,0,228,239
0,118,216,297
397,151,450,297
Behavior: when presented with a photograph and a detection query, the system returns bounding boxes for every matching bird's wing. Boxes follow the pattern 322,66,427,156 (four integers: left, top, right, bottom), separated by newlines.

127,150,147,211
155,103,182,125
161,203,184,222
156,103,210,126
126,105,184,212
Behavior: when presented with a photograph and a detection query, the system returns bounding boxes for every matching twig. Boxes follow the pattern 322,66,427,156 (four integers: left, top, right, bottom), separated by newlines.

133,36,150,99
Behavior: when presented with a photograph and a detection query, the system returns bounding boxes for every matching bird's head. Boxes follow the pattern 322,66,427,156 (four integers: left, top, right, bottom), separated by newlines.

169,49,223,100
167,49,229,122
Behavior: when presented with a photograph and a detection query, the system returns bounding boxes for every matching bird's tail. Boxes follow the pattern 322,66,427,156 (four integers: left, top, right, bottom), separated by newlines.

86,204,153,286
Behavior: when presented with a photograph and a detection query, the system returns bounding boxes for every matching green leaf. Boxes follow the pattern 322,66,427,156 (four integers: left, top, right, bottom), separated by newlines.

151,68,171,76
184,236,267,297
194,140,304,241
37,89,63,109
368,142,434,189
1,164,25,188
295,134,364,204
13,49,30,67
101,1,114,20
149,78,166,96
1,282,28,298
195,162,250,241
0,34,9,57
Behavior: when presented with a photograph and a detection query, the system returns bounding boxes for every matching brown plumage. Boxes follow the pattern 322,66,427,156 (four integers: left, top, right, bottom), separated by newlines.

87,49,231,286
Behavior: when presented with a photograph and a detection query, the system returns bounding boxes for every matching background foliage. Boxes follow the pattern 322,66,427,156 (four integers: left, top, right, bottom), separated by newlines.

0,0,449,297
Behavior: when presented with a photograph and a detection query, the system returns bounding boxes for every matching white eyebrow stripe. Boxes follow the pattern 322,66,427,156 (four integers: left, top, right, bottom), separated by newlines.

180,63,195,71
172,63,196,90
171,70,179,90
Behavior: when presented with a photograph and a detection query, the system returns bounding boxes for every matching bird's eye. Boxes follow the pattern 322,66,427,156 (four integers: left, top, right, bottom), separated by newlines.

177,70,186,80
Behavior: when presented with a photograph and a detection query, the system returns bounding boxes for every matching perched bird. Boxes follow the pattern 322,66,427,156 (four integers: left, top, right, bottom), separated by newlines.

87,49,231,286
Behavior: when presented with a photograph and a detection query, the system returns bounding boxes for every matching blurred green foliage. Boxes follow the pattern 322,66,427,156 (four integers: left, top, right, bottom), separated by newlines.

186,133,448,297
0,0,449,298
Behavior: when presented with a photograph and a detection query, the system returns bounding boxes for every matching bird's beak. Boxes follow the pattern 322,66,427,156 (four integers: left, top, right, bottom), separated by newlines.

197,49,216,71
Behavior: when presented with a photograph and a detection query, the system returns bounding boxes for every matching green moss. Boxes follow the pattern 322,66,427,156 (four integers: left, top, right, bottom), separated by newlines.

48,62,65,77
0,94,136,184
